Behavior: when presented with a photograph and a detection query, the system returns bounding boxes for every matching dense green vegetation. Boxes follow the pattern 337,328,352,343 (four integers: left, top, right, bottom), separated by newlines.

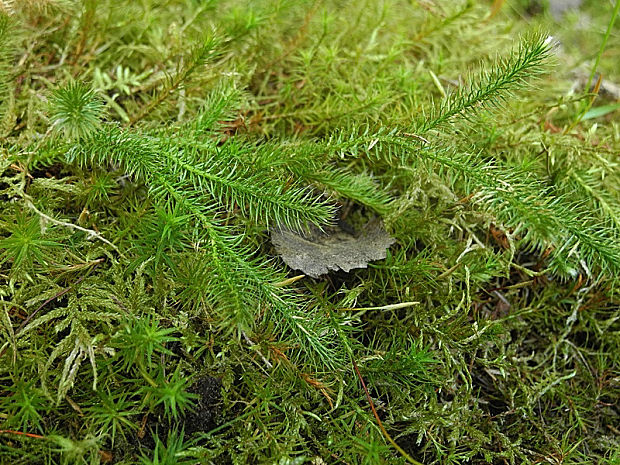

1,1,618,463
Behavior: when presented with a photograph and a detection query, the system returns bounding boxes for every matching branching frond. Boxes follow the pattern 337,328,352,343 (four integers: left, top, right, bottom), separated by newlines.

176,228,346,369
317,129,620,277
21,285,121,403
68,125,334,230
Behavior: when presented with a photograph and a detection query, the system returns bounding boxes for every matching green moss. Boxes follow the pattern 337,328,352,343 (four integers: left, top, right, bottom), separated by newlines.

0,1,618,463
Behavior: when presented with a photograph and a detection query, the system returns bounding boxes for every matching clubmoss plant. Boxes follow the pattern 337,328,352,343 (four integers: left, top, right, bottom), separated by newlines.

0,1,618,464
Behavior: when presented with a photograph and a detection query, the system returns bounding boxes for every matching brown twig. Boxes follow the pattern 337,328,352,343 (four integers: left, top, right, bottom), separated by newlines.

352,358,425,465
0,429,46,440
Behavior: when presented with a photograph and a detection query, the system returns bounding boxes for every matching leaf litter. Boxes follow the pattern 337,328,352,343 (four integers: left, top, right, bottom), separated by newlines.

271,218,395,278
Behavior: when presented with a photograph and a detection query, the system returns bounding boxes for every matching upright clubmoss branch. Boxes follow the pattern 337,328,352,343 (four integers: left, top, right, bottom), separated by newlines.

127,36,222,127
415,33,553,134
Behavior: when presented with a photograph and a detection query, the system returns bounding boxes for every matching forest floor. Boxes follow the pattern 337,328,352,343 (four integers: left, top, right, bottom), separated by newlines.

0,1,619,464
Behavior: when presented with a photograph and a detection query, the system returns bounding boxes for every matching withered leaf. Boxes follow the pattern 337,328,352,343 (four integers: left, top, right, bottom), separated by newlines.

271,219,395,278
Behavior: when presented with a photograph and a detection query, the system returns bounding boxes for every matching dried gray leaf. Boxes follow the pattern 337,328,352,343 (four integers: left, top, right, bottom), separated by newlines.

271,219,395,278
